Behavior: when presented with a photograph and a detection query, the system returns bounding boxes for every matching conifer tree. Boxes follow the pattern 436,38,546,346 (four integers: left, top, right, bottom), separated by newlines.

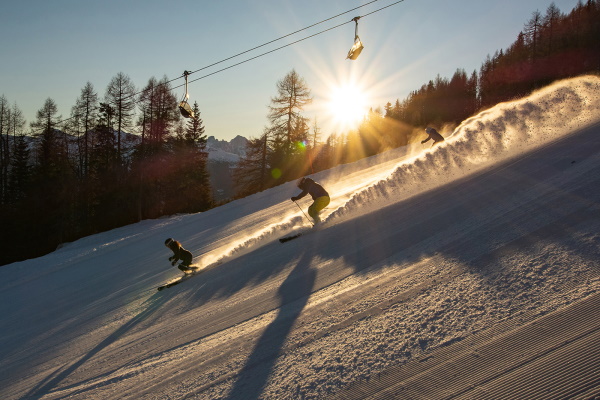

0,95,9,204
233,131,270,198
30,98,74,248
169,102,212,212
71,81,98,178
268,70,312,152
134,76,179,219
8,134,31,204
105,72,136,161
266,69,312,182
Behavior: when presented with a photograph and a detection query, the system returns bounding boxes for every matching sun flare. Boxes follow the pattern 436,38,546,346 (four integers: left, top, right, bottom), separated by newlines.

327,84,368,130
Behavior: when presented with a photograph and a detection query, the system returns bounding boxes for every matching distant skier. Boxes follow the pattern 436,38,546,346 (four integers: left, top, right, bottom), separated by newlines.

164,238,194,272
421,127,445,147
291,177,330,225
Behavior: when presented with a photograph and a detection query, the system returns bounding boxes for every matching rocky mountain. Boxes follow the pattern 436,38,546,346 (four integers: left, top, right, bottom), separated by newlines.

206,135,248,161
206,135,249,203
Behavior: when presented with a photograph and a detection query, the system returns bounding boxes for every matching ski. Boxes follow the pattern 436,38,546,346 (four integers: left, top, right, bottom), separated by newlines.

279,233,303,243
279,224,324,243
157,279,185,291
157,267,200,291
156,261,222,291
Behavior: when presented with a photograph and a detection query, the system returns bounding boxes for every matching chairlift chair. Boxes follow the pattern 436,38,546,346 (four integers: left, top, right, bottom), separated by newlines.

178,70,195,119
346,17,364,60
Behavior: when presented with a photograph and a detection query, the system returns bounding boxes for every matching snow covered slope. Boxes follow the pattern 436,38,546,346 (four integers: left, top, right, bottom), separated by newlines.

1,75,599,400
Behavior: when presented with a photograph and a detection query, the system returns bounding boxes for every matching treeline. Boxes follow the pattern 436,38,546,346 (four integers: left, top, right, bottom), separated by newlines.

479,0,600,106
234,0,599,197
0,74,211,265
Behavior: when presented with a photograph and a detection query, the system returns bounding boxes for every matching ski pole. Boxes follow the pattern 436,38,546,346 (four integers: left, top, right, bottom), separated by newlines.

294,200,314,226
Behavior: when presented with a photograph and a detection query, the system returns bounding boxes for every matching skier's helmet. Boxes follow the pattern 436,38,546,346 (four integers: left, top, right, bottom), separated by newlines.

425,127,433,134
297,177,306,188
165,238,174,247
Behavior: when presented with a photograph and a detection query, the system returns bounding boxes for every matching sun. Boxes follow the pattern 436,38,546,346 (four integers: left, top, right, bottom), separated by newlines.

327,84,369,131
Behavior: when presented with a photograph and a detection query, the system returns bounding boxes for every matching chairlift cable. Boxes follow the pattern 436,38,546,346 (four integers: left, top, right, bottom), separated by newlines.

185,1,405,86
122,0,388,100
185,0,381,77
357,0,404,19
188,20,351,85
30,0,405,134
184,0,405,85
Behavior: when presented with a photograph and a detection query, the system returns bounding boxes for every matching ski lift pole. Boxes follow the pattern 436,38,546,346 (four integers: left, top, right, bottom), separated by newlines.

183,70,190,100
294,200,314,227
346,16,364,60
179,70,195,119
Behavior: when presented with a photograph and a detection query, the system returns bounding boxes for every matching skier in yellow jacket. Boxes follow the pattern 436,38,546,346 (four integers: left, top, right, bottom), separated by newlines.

291,177,330,224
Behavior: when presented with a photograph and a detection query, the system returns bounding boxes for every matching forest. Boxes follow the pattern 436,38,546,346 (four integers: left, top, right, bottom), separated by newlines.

1,0,598,265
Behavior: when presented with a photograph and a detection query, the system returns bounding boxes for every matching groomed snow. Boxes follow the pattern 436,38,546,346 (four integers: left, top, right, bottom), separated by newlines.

1,75,599,399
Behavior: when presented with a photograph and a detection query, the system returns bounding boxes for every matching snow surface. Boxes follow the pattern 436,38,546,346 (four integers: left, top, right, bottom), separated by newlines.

207,147,240,163
1,75,599,400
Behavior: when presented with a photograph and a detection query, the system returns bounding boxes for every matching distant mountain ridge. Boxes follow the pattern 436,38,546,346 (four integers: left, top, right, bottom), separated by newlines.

206,135,248,161
206,135,248,202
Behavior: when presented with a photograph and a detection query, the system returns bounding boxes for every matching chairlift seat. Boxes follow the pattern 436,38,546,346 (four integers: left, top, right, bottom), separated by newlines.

346,37,364,60
179,101,195,119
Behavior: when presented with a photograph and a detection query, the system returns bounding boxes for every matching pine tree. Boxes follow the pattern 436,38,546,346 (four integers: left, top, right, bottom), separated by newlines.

134,76,179,219
268,69,312,152
8,134,31,203
266,69,312,182
0,95,9,204
170,102,212,212
71,81,99,178
525,10,544,60
233,131,270,198
30,98,75,248
31,98,63,175
105,72,136,161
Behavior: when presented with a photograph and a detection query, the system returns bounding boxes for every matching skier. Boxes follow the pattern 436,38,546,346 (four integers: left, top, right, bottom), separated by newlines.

164,238,194,272
291,177,330,225
421,127,445,147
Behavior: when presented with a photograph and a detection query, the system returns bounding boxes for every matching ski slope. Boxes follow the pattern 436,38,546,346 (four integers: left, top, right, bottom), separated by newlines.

1,75,599,399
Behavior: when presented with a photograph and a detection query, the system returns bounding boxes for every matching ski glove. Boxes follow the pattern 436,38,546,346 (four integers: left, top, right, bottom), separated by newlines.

291,196,299,202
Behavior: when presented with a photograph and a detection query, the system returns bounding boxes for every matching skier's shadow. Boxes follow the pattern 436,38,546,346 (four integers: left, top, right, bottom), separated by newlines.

227,247,316,400
23,293,166,399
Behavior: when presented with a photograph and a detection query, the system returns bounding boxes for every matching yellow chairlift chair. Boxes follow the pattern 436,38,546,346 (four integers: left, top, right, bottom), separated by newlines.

346,17,364,60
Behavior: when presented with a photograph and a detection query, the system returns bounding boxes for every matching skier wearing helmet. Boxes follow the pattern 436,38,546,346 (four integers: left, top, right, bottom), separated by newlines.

164,238,194,272
291,177,330,225
421,127,445,147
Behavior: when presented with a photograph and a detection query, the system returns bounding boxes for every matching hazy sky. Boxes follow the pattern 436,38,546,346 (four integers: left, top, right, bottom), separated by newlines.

0,0,580,141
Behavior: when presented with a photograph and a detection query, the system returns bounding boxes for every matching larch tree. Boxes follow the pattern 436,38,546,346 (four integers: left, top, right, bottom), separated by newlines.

105,72,136,161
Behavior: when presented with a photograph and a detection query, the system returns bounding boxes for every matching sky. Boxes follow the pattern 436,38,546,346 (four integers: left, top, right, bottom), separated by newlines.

1,75,598,398
0,0,582,141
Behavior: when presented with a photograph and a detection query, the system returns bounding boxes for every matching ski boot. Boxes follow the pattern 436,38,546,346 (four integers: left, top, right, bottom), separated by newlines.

178,264,194,273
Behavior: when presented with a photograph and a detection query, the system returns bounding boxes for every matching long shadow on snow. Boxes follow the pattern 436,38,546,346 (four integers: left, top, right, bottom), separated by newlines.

23,293,168,399
226,244,317,400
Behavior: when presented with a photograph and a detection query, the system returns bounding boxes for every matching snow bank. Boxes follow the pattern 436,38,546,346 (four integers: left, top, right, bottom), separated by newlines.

326,75,600,222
